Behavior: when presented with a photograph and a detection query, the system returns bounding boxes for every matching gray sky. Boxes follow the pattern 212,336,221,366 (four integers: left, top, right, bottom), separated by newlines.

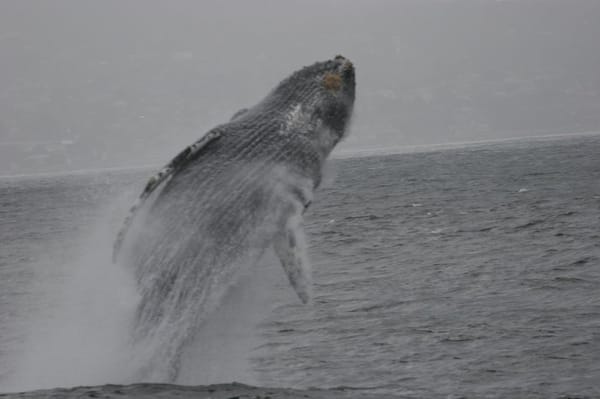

1,0,599,174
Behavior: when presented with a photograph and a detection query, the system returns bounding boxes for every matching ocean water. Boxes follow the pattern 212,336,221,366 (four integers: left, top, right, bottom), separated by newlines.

0,135,599,398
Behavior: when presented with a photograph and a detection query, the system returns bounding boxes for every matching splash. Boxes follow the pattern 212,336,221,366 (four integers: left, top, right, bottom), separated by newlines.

176,252,288,386
1,165,314,392
2,195,140,392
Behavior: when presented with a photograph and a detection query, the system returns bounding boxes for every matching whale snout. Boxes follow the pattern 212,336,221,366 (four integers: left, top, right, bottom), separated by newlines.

331,55,355,99
334,55,354,78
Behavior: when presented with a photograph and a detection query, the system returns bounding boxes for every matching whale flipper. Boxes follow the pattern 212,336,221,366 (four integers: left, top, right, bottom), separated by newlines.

273,212,312,304
113,130,221,262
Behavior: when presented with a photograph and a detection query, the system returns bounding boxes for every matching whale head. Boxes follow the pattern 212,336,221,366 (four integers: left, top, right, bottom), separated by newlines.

259,55,356,148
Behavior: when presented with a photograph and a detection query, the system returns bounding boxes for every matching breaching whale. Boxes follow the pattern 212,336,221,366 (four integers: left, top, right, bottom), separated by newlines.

113,56,355,380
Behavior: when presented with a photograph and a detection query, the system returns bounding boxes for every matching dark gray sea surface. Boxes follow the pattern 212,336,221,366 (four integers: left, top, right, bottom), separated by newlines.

0,136,599,398
0,382,389,399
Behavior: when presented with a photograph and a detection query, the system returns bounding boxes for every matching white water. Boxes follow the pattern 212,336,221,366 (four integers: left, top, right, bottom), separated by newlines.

2,200,140,391
0,190,284,392
177,251,292,386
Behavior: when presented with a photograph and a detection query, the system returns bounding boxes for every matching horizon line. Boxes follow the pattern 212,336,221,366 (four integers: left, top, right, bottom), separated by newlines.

1,130,598,180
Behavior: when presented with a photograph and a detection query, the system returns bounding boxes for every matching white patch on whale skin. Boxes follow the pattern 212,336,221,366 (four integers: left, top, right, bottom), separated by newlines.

285,104,302,128
283,103,313,133
282,104,339,160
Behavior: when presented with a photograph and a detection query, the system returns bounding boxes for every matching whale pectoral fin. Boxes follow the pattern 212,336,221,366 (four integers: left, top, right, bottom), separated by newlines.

113,130,221,262
273,215,312,304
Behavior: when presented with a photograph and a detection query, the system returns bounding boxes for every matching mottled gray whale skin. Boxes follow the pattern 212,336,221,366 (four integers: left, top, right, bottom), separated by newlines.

114,56,355,381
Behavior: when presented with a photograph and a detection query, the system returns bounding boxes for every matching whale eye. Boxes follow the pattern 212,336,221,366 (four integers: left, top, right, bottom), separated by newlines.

322,72,342,91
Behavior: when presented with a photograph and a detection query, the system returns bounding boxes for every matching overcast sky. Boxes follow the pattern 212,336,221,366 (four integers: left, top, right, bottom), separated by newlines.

1,0,599,174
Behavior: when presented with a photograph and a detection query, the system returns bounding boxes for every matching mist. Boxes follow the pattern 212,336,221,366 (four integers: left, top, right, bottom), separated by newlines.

1,0,599,175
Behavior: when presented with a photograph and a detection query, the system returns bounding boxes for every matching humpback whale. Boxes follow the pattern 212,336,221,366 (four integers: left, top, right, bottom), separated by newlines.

113,56,355,380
